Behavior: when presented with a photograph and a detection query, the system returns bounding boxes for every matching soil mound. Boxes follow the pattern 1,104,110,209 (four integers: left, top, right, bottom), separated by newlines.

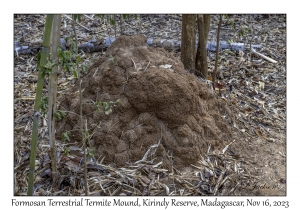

56,35,239,170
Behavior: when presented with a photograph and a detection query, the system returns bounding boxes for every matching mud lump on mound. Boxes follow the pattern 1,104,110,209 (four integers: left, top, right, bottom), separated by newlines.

56,35,235,170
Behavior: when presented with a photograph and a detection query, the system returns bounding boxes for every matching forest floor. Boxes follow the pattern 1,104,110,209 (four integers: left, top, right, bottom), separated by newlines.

14,14,286,196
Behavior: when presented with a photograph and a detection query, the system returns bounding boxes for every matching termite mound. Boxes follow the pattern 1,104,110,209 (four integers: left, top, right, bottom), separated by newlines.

56,34,243,170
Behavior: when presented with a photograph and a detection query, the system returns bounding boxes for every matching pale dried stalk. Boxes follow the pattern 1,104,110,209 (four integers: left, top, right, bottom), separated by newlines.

64,15,91,31
251,48,278,63
71,14,89,196
48,14,61,185
213,14,222,90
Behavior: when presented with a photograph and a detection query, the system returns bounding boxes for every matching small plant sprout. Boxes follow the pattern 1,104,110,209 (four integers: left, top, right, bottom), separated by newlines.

64,147,70,156
61,131,70,142
87,148,94,157
109,56,115,65
94,99,121,115
40,96,49,117
54,110,66,121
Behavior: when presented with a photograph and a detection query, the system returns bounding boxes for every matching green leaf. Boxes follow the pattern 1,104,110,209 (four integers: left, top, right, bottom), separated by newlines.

238,29,244,38
73,69,78,78
62,131,70,142
103,102,109,110
116,99,122,104
76,55,82,65
65,51,71,60
64,147,70,155
54,111,62,120
40,97,49,113
36,52,41,67
82,65,88,74
70,43,77,54
44,60,56,72
65,37,71,43
96,101,103,107
230,20,234,28
224,49,235,55
57,49,63,61
54,111,66,121
65,63,71,73
105,108,112,115
84,129,89,138
110,18,116,26
97,14,105,19
88,148,94,157
73,14,82,22
134,14,138,20
60,111,66,118
122,14,130,20
60,50,66,60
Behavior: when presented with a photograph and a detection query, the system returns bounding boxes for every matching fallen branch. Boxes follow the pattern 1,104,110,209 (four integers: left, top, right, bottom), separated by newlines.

251,48,278,63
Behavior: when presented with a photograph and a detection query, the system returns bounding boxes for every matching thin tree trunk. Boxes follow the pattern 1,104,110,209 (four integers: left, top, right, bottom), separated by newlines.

71,15,89,196
120,15,123,35
27,15,53,196
181,14,196,71
195,14,208,79
213,15,222,90
204,14,211,45
114,14,117,38
48,14,61,186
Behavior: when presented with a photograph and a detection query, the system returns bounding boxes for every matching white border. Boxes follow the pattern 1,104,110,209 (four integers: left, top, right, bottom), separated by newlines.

3,1,295,209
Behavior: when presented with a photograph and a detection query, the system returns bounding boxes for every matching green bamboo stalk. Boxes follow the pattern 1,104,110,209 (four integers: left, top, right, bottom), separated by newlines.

27,15,54,196
48,14,61,186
